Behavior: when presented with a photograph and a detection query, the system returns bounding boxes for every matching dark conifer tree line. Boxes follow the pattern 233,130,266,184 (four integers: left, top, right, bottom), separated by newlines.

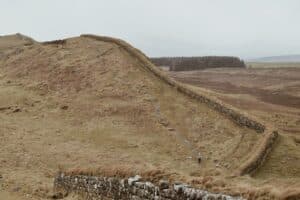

150,56,246,71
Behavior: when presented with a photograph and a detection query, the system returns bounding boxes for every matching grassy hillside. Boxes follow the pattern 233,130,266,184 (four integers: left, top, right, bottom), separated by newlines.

0,35,298,199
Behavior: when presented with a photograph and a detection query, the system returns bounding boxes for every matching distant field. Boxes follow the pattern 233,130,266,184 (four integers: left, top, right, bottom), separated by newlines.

246,62,300,68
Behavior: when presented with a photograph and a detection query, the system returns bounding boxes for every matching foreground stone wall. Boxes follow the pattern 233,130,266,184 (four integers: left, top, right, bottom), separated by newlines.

54,174,244,200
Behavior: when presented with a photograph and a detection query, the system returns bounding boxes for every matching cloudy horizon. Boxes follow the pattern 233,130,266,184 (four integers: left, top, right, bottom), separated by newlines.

1,0,299,59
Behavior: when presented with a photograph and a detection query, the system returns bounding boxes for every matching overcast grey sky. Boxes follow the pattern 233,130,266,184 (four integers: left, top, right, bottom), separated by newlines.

1,0,299,58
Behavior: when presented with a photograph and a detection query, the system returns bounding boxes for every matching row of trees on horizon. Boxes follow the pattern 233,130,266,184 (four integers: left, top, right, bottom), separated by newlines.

150,56,246,71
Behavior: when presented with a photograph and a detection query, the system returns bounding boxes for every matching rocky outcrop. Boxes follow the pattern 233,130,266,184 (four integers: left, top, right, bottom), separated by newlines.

54,173,244,200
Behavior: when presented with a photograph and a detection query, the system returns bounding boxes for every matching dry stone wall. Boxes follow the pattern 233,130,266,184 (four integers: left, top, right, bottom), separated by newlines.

54,173,244,200
237,130,278,175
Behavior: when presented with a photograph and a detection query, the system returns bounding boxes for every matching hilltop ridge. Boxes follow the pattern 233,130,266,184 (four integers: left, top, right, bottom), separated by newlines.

0,33,35,49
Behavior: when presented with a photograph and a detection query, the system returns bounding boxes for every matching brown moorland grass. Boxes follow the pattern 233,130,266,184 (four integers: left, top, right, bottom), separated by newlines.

0,34,294,199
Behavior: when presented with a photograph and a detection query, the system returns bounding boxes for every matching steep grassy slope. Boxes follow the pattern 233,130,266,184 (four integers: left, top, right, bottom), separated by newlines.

0,35,297,199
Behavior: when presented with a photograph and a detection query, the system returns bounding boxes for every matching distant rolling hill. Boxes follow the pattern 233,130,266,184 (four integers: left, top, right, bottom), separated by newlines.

249,54,300,63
